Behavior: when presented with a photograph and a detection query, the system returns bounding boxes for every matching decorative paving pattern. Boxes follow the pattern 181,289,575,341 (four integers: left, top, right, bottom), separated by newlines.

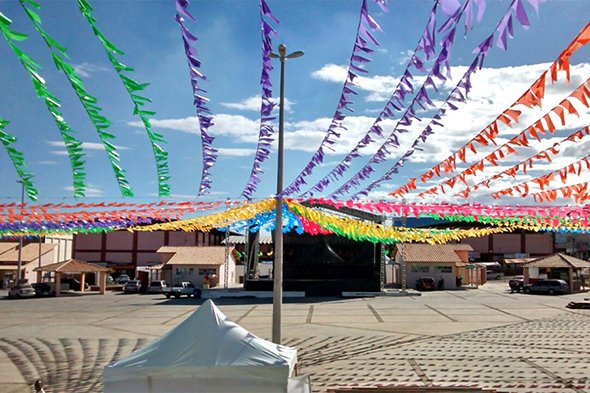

1,314,589,393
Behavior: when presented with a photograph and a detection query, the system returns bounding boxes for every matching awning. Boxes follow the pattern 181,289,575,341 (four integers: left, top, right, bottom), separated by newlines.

0,265,17,271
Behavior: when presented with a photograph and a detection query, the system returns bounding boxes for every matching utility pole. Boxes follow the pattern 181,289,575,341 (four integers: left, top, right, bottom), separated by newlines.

16,181,24,285
223,198,230,289
400,198,407,294
269,44,304,344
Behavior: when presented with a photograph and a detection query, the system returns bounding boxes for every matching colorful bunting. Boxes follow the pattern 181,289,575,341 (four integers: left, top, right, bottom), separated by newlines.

175,0,218,195
78,0,171,196
419,79,590,198
455,126,590,199
19,0,133,197
300,0,459,198
131,199,274,232
493,154,590,200
0,117,37,200
281,0,385,196
532,181,590,204
391,22,590,199
0,12,87,198
331,0,527,200
241,0,280,199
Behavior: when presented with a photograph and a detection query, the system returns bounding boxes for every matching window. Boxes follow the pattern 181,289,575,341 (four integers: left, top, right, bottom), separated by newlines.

436,266,453,273
411,265,430,273
198,268,217,276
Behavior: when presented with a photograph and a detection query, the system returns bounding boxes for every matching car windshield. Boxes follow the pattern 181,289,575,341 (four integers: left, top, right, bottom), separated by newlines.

150,282,162,286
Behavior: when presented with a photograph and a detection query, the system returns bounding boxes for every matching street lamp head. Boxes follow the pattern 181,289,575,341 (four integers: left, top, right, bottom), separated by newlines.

286,50,304,59
278,44,286,56
269,53,280,58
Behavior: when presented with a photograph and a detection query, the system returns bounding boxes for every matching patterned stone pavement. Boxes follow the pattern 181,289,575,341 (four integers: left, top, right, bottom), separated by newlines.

0,282,589,393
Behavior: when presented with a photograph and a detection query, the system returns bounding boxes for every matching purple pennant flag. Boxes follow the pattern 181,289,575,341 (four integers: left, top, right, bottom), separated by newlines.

346,0,540,200
513,0,530,29
284,0,386,198
175,0,217,195
241,0,281,199
440,0,461,16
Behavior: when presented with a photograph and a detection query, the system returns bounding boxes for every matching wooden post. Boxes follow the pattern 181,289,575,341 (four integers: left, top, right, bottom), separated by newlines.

99,271,106,295
80,272,86,293
568,268,574,293
55,272,62,297
524,267,529,285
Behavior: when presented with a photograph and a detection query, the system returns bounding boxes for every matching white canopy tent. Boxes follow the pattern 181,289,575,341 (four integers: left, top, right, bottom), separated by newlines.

104,300,309,393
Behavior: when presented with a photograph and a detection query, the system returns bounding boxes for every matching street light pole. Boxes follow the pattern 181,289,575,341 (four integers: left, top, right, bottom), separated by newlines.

16,181,24,285
270,44,303,344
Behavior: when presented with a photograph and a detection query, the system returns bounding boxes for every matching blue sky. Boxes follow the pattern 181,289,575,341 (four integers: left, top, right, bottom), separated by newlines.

0,0,589,203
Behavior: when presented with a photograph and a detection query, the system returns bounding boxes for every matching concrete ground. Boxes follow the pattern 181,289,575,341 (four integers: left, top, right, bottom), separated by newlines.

0,280,589,393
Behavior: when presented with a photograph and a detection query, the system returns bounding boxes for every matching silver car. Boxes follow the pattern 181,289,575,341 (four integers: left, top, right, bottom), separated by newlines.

8,284,36,299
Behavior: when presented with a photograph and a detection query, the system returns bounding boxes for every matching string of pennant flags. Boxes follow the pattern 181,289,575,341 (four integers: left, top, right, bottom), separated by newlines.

1,199,589,240
2,0,589,213
330,0,540,199
390,21,590,199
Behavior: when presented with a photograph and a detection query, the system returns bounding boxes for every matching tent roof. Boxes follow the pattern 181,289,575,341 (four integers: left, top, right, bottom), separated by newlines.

524,253,590,269
106,299,296,373
34,258,110,273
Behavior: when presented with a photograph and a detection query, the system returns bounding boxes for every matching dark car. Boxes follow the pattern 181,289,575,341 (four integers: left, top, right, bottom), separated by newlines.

523,279,569,295
509,275,524,292
416,277,437,291
32,283,56,297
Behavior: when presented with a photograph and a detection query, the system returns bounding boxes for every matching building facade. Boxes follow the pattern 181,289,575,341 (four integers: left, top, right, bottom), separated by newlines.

73,230,224,278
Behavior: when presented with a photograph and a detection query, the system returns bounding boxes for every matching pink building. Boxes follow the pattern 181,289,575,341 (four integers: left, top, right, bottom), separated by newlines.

0,242,58,285
461,232,554,261
73,230,225,278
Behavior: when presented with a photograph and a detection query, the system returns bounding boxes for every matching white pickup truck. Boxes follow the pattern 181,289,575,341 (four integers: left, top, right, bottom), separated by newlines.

163,281,198,299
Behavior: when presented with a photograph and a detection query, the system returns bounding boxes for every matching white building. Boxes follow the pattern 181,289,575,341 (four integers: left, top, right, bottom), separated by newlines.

156,246,237,287
393,243,473,290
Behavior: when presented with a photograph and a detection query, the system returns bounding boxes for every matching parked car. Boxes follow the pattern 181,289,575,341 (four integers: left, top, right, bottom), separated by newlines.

147,280,168,294
115,274,130,284
8,284,36,299
32,283,56,297
509,275,524,292
523,279,569,295
61,278,91,291
163,281,198,299
416,277,437,291
487,270,504,280
123,280,143,294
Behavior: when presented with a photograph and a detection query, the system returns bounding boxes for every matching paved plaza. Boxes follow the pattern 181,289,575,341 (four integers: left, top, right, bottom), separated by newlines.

0,281,589,393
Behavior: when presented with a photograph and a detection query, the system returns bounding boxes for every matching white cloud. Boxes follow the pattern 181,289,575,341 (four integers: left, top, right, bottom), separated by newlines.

46,141,129,150
217,147,256,157
221,95,294,112
398,49,414,65
73,62,109,78
64,185,103,197
311,63,404,102
130,114,260,142
36,160,57,165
